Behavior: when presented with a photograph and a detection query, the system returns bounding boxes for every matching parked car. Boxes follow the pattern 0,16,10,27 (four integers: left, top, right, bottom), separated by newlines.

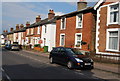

49,47,94,69
11,44,20,51
5,44,12,50
0,43,5,48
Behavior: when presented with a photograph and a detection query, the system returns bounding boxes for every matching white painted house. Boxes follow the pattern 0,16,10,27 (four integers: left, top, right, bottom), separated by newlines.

41,23,56,52
35,10,59,52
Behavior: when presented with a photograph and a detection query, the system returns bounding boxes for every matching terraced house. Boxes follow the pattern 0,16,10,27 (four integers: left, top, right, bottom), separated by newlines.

94,0,120,59
7,28,14,44
56,0,96,54
31,10,59,52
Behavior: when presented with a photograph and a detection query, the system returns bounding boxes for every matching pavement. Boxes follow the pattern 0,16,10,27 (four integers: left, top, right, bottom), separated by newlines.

22,49,120,75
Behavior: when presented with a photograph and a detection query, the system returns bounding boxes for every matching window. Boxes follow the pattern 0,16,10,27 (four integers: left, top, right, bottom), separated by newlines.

45,25,47,33
76,14,83,28
27,29,29,35
31,28,34,35
108,3,119,24
109,31,118,50
37,27,40,34
60,34,65,46
106,29,119,52
75,33,82,48
61,18,66,30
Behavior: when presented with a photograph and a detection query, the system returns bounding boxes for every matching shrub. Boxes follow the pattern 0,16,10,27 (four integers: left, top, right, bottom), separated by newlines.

34,44,40,47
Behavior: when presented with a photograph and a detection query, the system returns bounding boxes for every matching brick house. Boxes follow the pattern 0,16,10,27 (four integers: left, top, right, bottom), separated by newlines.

94,0,120,58
13,24,19,43
25,16,41,48
7,28,14,44
56,1,96,53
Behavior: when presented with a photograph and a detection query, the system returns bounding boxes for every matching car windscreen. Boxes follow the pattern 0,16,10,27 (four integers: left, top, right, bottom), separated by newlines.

12,45,19,47
66,48,83,55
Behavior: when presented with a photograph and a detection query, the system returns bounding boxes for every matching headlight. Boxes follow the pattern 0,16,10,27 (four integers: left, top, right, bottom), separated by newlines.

75,58,83,62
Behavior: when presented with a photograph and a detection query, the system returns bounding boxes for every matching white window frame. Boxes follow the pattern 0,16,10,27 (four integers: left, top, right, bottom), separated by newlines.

76,14,83,28
107,2,120,26
45,25,47,33
106,28,120,52
37,26,40,34
60,33,65,46
27,29,29,35
60,18,66,30
31,28,34,35
75,33,82,49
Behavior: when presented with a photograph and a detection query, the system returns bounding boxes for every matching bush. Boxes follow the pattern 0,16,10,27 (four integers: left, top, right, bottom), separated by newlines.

34,44,40,47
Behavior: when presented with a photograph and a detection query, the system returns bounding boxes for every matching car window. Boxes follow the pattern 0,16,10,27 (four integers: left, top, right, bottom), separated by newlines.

60,48,65,52
66,48,83,55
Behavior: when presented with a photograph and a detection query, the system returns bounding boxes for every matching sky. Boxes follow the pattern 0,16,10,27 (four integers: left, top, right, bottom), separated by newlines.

1,0,99,33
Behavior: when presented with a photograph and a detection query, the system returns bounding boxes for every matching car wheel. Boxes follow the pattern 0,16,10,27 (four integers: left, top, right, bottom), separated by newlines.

67,61,73,69
49,57,54,64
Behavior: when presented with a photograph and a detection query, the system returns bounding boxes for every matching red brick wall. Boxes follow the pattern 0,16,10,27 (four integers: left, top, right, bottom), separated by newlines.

97,2,120,54
56,12,96,52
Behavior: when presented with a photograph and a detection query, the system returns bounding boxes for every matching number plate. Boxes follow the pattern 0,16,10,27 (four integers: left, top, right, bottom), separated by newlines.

85,63,91,65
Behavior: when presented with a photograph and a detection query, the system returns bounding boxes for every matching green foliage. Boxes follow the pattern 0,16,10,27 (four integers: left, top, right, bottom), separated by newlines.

34,44,40,47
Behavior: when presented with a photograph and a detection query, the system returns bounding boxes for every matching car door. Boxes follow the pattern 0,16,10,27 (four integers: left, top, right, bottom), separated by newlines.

58,48,69,65
51,48,61,63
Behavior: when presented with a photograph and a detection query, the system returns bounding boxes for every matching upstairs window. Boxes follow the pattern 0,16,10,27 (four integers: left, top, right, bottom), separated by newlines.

108,3,119,25
61,18,66,30
45,25,47,33
31,28,34,35
76,14,83,28
27,29,29,35
110,4,119,23
37,27,40,34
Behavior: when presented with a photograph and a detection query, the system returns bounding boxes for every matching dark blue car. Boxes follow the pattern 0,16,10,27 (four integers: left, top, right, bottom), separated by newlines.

49,47,94,69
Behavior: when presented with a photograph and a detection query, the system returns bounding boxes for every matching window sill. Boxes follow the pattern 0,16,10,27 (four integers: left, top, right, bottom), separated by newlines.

107,22,119,26
105,49,120,52
60,29,66,30
76,27,82,29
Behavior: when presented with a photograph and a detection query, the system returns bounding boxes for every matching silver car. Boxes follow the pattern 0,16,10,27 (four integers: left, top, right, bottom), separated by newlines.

11,44,20,51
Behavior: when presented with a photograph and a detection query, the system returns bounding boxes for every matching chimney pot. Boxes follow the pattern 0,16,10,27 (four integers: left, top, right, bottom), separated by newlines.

26,21,30,27
36,15,41,23
48,9,55,20
16,24,19,30
20,24,24,29
10,28,14,32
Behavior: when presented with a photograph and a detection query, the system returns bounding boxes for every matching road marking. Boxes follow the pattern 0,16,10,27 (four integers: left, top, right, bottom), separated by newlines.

1,68,12,81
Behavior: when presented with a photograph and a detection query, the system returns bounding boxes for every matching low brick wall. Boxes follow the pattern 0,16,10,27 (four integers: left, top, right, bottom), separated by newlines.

34,47,44,52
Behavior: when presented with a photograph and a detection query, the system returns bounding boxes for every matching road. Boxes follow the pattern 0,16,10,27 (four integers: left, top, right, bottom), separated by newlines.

1,48,120,81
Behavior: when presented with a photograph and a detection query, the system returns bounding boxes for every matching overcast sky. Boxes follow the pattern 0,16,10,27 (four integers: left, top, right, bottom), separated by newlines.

1,0,99,33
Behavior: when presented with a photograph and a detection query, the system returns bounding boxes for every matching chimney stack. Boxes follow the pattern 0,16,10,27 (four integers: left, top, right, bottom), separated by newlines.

36,15,41,23
48,9,55,20
3,30,8,33
16,24,19,30
77,0,87,11
20,24,24,29
10,28,14,32
26,21,30,27
5,30,8,32
3,30,5,33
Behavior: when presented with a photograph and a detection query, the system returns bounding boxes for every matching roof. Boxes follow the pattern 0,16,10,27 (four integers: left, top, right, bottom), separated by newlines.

15,27,26,32
26,16,59,28
57,7,94,19
94,0,105,10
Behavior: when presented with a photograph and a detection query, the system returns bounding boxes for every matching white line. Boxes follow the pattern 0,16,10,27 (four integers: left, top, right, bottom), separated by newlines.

1,68,12,81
